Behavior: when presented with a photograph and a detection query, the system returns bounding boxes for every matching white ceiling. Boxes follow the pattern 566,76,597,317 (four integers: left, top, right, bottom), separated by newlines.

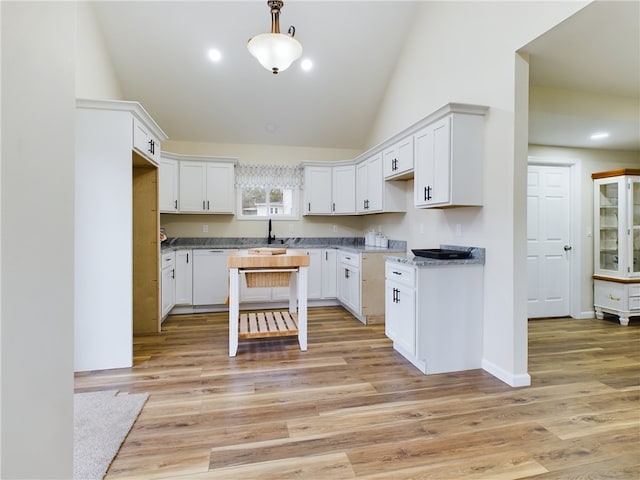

523,0,639,151
93,1,640,152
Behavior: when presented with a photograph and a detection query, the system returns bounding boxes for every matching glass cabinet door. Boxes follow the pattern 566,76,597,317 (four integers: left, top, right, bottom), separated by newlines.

597,179,621,274
631,178,640,276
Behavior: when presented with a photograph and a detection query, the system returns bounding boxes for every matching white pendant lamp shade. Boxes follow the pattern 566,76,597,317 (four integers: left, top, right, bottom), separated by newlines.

247,1,302,74
248,33,302,74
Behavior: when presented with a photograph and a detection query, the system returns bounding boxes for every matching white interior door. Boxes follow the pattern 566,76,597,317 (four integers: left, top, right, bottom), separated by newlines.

527,165,571,318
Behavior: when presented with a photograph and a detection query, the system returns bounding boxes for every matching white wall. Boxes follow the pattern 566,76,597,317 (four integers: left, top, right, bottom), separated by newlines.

361,1,588,386
1,2,76,477
76,1,123,100
528,144,640,317
161,139,365,239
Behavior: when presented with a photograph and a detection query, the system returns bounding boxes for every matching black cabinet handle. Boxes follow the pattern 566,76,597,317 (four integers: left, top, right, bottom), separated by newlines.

202,200,206,210
332,202,335,212
174,199,178,209
345,268,350,279
171,268,175,279
186,253,189,263
424,185,432,201
308,202,311,212
207,200,210,210
148,139,155,155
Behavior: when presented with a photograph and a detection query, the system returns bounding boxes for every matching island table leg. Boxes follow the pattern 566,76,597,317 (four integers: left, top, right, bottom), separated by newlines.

297,266,308,351
229,267,239,356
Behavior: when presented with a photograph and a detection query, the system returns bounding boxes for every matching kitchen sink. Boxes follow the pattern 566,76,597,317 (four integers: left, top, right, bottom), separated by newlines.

412,248,471,260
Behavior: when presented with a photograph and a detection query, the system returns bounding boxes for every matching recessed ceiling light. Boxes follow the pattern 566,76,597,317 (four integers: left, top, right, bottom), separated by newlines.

590,132,609,140
207,48,222,63
301,58,313,71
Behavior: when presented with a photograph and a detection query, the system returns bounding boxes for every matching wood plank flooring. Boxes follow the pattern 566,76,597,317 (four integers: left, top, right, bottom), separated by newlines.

74,307,640,479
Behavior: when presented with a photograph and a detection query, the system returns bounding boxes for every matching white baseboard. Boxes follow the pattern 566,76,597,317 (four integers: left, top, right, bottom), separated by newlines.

482,358,531,387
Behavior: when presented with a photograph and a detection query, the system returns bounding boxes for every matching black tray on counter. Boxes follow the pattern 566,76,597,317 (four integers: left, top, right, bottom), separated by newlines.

411,248,471,260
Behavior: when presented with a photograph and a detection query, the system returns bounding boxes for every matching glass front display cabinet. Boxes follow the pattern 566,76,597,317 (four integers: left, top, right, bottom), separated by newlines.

592,169,640,325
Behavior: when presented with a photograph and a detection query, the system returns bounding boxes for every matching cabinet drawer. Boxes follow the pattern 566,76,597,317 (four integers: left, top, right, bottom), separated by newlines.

385,262,415,288
339,251,360,268
629,284,640,297
161,252,175,269
630,296,640,310
594,280,626,309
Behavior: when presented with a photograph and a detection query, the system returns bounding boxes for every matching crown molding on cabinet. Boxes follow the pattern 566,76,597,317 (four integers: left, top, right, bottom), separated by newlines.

76,98,168,143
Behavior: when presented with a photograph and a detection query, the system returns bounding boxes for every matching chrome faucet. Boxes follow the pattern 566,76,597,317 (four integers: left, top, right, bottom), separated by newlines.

267,218,275,244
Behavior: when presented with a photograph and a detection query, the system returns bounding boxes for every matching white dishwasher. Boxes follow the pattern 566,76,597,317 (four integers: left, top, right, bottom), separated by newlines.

192,249,233,305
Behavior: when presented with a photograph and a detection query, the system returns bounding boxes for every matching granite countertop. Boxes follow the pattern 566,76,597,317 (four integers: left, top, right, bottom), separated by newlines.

386,245,485,266
161,237,407,254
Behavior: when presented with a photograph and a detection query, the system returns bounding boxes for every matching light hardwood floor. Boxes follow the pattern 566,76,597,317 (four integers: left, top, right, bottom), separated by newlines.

74,307,640,479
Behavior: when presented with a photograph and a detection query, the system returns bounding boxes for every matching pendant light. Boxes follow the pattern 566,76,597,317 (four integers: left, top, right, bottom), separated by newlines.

247,0,302,74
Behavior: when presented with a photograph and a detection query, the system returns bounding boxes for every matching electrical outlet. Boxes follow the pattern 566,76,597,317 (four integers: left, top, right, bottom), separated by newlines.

202,224,209,233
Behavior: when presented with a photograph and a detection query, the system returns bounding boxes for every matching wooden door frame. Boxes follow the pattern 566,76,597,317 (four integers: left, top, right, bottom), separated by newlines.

527,157,584,319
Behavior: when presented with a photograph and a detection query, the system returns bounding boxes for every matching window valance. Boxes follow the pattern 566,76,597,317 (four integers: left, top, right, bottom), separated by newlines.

235,163,304,189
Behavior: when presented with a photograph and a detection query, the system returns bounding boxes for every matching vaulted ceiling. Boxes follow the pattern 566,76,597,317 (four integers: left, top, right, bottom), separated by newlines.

93,1,639,152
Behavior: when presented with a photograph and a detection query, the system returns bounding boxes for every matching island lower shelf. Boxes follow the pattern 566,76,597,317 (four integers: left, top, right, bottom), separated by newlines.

238,311,299,338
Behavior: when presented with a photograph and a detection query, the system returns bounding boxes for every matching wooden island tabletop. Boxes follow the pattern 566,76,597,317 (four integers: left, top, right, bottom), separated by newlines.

227,249,310,269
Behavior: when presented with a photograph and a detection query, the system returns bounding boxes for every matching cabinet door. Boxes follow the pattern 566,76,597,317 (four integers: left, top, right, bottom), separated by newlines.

304,166,333,214
332,165,355,214
594,177,624,276
159,157,178,212
414,117,451,207
366,153,383,212
356,161,368,213
356,155,383,213
133,117,160,164
339,263,360,313
161,266,175,318
205,162,234,213
179,161,207,212
631,177,640,276
192,250,229,305
174,250,193,305
322,249,337,298
383,136,414,178
385,281,415,354
306,250,322,299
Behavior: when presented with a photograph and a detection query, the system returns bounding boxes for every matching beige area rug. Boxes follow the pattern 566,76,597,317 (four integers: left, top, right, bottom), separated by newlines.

74,390,148,479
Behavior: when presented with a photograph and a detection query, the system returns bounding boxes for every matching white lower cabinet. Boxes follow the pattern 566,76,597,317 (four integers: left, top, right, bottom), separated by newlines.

161,252,176,320
385,259,483,374
174,250,193,305
594,279,640,326
193,249,232,305
385,263,416,355
338,251,361,315
321,249,337,298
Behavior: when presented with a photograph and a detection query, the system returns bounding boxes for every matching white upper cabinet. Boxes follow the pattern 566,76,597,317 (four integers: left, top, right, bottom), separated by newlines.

357,153,405,215
332,165,356,214
177,156,236,214
304,166,333,214
383,136,414,180
302,164,356,215
205,162,235,213
133,116,162,164
159,155,178,212
414,105,487,208
356,153,382,213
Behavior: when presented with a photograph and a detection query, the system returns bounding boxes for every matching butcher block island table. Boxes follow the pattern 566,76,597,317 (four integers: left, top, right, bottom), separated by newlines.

227,248,310,356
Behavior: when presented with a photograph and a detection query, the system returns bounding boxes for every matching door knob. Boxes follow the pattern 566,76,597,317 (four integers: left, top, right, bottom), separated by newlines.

563,245,572,251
